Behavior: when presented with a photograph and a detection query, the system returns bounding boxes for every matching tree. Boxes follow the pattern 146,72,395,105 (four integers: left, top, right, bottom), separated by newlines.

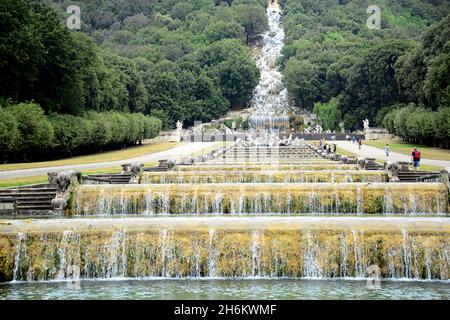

49,114,87,156
86,112,112,148
0,0,86,114
396,14,450,109
197,39,259,108
284,59,321,109
236,4,268,44
7,103,54,158
313,97,341,131
434,107,450,149
393,104,416,140
204,21,244,42
0,107,21,155
340,40,412,124
343,113,358,132
213,53,259,107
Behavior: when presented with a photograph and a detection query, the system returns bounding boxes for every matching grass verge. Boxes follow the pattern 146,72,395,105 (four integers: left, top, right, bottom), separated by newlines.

0,163,159,188
364,139,450,161
0,142,181,172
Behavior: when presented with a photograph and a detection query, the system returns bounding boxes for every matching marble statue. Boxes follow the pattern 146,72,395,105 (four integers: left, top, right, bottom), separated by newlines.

363,119,370,130
176,120,183,132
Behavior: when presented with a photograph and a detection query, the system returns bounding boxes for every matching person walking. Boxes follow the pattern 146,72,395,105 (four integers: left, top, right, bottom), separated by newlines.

385,143,390,158
333,144,337,153
358,140,362,150
412,147,421,171
352,136,356,144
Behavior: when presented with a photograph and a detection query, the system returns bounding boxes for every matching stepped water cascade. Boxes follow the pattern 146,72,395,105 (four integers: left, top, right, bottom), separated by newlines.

142,170,388,184
1,3,449,299
73,183,447,216
1,217,449,281
173,163,359,171
1,139,449,287
249,2,290,131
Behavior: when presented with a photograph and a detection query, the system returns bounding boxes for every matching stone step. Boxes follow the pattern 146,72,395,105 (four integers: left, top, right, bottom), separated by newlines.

0,188,57,192
85,174,132,184
16,205,53,210
0,186,57,191
10,197,55,203
0,192,56,197
16,200,52,205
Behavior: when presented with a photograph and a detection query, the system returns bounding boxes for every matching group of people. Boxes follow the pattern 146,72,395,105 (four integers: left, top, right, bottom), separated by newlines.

345,135,363,150
324,136,423,170
319,138,336,154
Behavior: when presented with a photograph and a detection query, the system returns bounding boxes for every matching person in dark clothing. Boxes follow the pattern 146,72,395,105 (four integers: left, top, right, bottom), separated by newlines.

333,144,336,153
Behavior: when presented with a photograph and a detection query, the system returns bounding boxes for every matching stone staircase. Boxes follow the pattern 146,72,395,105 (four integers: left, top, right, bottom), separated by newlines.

365,162,385,170
83,173,133,184
0,184,57,215
144,160,172,172
360,158,384,170
397,170,440,182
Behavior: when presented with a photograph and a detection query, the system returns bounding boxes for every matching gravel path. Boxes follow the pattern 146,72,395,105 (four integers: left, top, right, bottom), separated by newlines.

334,141,450,168
0,142,217,179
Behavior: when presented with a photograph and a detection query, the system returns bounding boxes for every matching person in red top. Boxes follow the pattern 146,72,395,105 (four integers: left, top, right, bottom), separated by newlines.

412,147,421,170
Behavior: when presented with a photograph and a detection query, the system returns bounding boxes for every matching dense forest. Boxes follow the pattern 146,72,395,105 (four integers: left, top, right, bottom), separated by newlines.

1,0,449,160
0,0,267,161
281,0,450,147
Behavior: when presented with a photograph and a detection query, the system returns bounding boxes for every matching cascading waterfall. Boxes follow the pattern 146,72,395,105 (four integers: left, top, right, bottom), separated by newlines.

73,183,448,216
2,217,449,281
142,170,388,184
251,230,261,277
2,137,449,287
12,232,25,282
249,2,290,130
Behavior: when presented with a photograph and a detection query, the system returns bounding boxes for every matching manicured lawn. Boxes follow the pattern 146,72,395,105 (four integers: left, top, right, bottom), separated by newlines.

0,176,48,188
336,147,356,157
364,140,450,161
0,163,159,188
0,142,181,171
187,141,235,158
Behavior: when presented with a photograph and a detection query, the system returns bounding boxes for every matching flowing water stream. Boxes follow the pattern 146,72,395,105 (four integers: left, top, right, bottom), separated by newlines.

249,2,290,130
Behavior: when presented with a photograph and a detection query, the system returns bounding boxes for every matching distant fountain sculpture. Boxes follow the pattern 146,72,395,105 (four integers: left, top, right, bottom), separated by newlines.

386,161,400,182
441,168,450,191
48,170,81,213
357,158,366,170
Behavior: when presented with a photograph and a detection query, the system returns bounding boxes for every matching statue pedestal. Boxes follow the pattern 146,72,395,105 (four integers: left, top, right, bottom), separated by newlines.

364,127,395,140
169,133,182,142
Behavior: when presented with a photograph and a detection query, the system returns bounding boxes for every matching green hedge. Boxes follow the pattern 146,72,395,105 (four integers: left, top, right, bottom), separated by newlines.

383,104,450,149
0,103,162,161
